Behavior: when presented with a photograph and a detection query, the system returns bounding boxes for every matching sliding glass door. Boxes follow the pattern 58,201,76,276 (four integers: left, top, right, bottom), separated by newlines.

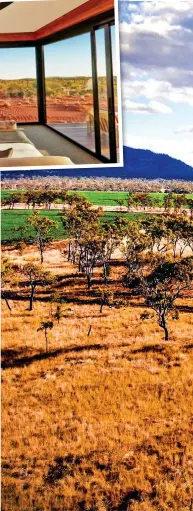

111,24,119,160
44,33,95,153
95,28,110,159
44,20,118,163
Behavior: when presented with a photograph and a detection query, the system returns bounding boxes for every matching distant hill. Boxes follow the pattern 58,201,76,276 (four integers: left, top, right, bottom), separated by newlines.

122,146,193,180
1,146,193,181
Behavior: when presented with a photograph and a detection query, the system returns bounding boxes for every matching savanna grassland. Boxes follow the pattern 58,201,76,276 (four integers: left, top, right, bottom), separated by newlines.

2,188,193,511
2,239,193,511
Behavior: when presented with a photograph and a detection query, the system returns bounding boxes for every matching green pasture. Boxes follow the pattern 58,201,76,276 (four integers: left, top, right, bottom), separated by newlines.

72,191,163,206
1,190,25,200
1,210,145,242
74,191,193,206
2,190,193,206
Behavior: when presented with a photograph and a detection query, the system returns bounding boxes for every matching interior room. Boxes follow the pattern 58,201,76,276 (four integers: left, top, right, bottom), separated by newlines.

0,0,121,168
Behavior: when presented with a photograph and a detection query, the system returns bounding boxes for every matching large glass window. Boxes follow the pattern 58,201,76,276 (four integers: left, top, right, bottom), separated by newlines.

0,48,38,123
44,24,119,162
44,33,95,152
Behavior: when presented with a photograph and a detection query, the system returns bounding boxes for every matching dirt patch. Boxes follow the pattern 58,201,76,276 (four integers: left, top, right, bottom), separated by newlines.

0,95,94,124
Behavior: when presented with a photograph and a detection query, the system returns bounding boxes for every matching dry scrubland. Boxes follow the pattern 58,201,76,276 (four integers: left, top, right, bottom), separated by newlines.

2,243,193,511
2,178,193,194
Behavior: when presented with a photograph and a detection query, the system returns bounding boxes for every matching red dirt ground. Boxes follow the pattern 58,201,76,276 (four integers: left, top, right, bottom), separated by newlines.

0,94,106,124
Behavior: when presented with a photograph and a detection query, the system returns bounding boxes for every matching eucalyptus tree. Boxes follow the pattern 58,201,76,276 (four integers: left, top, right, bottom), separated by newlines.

2,191,23,209
141,257,193,341
76,225,103,289
61,196,102,269
22,263,54,311
142,217,171,254
24,190,41,209
122,221,152,288
133,192,154,210
166,216,193,259
187,198,193,220
1,257,14,311
37,321,54,352
28,211,58,263
173,194,187,216
163,192,175,213
100,217,131,284
98,288,114,313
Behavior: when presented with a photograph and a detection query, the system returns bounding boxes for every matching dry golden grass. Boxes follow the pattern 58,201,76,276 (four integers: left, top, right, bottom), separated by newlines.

2,242,193,309
2,241,193,510
2,295,193,511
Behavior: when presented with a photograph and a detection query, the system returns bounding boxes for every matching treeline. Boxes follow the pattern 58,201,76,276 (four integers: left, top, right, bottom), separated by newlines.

2,177,193,193
2,189,193,215
0,76,112,100
2,194,193,342
0,79,36,98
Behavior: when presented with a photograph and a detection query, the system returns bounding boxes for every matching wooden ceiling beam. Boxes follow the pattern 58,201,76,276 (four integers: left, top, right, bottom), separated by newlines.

0,0,114,43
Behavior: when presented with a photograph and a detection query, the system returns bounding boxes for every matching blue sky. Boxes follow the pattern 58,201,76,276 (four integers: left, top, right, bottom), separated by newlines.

119,0,193,166
0,28,116,79
0,1,193,167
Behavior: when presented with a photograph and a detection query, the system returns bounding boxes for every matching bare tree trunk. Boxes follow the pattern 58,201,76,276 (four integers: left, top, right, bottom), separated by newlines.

29,285,35,311
39,239,44,264
103,263,107,285
100,303,104,313
173,241,178,260
50,301,53,317
45,329,48,352
161,317,169,341
2,295,12,311
87,325,92,336
68,241,71,261
87,273,91,289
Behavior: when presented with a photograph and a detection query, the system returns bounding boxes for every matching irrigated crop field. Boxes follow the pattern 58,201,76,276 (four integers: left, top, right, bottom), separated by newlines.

2,190,193,205
1,210,145,242
2,189,193,242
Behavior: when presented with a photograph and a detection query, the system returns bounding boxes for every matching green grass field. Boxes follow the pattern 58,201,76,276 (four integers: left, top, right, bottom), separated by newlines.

1,190,25,200
75,191,193,206
2,189,192,242
1,210,146,242
2,190,193,206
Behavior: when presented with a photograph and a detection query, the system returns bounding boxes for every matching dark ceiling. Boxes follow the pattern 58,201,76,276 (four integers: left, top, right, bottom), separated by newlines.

0,2,13,11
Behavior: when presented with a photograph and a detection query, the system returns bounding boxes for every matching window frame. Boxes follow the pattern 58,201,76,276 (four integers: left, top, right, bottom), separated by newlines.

0,9,118,163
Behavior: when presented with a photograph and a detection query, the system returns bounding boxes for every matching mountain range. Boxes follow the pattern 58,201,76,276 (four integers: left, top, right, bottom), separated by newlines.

1,146,193,181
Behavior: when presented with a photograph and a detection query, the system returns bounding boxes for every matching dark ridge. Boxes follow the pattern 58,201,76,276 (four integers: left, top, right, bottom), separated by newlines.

1,146,193,181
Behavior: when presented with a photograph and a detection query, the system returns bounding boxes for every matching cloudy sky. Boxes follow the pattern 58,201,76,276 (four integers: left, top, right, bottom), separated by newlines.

119,0,193,166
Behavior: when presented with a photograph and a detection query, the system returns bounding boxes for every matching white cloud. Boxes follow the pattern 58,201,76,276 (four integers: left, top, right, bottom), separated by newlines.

123,133,193,167
175,125,193,134
119,1,193,167
123,98,172,114
120,1,193,77
122,77,193,107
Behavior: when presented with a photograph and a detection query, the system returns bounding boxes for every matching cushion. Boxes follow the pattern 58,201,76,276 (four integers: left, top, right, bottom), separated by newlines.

0,120,17,131
0,147,13,158
0,155,74,167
